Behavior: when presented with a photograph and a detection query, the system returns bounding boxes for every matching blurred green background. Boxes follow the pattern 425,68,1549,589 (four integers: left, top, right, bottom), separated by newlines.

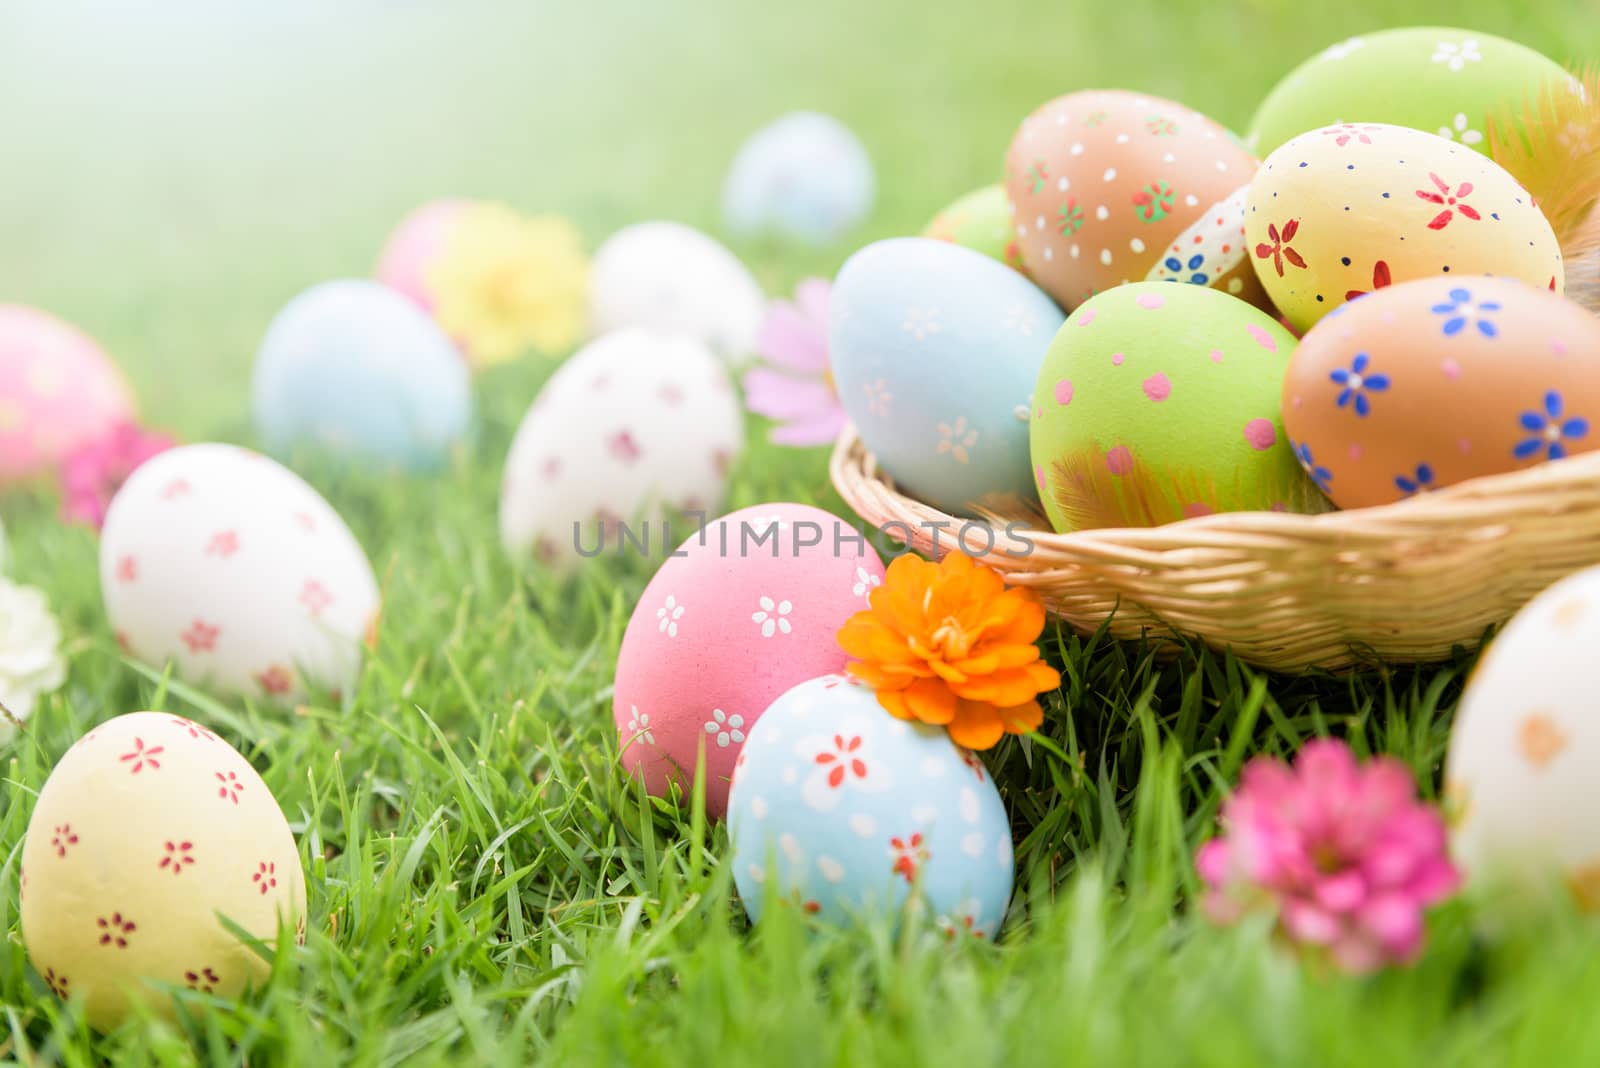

2,0,1593,439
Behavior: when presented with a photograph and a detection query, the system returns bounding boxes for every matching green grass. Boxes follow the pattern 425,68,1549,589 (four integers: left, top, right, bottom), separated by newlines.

5,0,1600,1064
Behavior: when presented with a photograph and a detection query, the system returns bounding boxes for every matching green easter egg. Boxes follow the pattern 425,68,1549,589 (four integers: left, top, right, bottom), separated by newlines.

922,185,1029,274
1029,282,1325,531
1247,27,1574,160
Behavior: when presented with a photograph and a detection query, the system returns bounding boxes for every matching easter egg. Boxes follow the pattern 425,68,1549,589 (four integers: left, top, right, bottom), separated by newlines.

922,185,1027,273
499,328,743,570
1003,89,1268,311
588,222,765,363
723,111,875,245
374,199,469,314
1248,28,1575,164
0,306,136,485
727,674,1013,936
1446,565,1600,912
1030,282,1322,531
828,237,1065,516
100,444,381,701
612,504,885,819
1282,276,1600,509
1245,123,1563,334
253,281,473,471
20,712,306,1030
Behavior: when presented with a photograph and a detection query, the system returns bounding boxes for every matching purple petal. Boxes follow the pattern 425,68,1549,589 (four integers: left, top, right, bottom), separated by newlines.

1357,893,1424,958
755,301,828,373
1196,838,1231,887
1313,870,1368,913
742,369,837,421
1282,899,1341,945
793,278,831,326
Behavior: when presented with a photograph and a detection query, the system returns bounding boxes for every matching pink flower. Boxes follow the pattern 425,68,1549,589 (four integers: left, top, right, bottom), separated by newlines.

58,421,176,530
1195,739,1459,974
741,279,847,447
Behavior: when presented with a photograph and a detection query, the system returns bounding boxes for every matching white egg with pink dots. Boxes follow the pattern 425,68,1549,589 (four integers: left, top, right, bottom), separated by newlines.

99,443,381,702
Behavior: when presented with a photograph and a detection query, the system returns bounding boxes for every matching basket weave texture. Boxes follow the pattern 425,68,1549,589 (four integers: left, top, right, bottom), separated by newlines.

829,424,1600,672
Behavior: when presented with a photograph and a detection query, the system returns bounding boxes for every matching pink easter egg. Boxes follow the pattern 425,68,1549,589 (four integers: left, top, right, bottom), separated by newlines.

0,305,136,484
612,502,886,819
375,199,470,313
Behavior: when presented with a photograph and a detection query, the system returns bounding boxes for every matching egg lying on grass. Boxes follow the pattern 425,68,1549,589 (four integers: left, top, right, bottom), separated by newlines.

253,280,472,471
1030,282,1322,531
1447,564,1600,915
0,305,136,485
1282,276,1600,509
728,674,1013,938
1004,89,1268,311
21,712,306,1031
499,328,743,571
612,504,885,820
100,443,381,702
1245,123,1563,333
828,237,1064,517
723,111,875,245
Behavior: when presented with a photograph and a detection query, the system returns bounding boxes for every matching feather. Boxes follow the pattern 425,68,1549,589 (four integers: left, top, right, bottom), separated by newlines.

1486,67,1600,249
1565,199,1600,316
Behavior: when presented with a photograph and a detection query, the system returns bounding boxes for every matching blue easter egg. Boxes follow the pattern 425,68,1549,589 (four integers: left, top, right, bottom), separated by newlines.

723,112,875,246
829,237,1066,516
728,674,1014,938
253,280,472,470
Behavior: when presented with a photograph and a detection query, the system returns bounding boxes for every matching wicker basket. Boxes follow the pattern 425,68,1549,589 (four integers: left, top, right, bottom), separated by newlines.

830,424,1600,672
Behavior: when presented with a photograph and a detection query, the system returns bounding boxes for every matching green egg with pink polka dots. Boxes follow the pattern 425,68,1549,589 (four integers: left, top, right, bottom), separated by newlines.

1247,27,1574,162
1029,282,1328,531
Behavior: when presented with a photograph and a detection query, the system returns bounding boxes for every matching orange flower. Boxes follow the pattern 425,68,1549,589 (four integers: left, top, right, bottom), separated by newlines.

837,552,1060,750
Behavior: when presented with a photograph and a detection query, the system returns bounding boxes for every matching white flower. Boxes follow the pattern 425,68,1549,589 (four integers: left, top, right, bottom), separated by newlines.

1320,36,1366,61
624,706,655,746
0,578,66,744
1431,39,1481,72
704,709,746,748
655,594,684,638
901,307,942,341
863,378,893,418
752,596,793,638
1437,112,1483,145
852,566,881,600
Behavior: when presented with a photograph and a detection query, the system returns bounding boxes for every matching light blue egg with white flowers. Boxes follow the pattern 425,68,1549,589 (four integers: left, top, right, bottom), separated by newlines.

829,237,1064,517
723,112,875,246
728,674,1014,938
253,280,472,471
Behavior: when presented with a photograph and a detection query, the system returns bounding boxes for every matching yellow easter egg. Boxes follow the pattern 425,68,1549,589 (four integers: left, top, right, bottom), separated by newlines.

1244,123,1563,333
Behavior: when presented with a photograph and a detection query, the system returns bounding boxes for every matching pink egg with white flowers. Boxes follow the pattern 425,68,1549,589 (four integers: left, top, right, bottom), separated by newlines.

612,502,887,818
375,199,469,313
0,305,136,484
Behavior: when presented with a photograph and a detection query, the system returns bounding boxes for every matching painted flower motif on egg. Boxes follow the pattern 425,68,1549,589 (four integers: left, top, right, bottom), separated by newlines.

1003,89,1269,310
923,185,1029,274
1030,282,1323,531
253,280,473,471
0,305,136,485
1245,123,1564,333
828,238,1065,517
587,221,765,363
727,674,1014,937
499,328,743,570
1447,565,1600,913
99,444,381,701
20,712,306,1031
612,504,885,819
1282,276,1600,509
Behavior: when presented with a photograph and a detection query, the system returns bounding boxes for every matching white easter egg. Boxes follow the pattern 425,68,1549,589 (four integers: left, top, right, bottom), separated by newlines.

21,711,306,1031
722,111,875,245
500,328,744,570
1447,564,1600,913
587,222,765,363
99,444,381,701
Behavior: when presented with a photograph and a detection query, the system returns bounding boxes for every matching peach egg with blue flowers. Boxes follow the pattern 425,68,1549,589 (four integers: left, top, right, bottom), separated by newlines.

1281,276,1600,510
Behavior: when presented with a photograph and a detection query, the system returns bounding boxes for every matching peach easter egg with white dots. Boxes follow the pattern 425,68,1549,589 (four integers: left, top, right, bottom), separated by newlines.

1447,566,1600,914
20,712,306,1031
1004,90,1269,311
0,305,136,484
99,443,381,702
612,503,886,819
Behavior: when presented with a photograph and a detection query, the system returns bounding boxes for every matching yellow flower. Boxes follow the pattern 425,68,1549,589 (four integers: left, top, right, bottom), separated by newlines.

837,552,1060,750
426,202,589,367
